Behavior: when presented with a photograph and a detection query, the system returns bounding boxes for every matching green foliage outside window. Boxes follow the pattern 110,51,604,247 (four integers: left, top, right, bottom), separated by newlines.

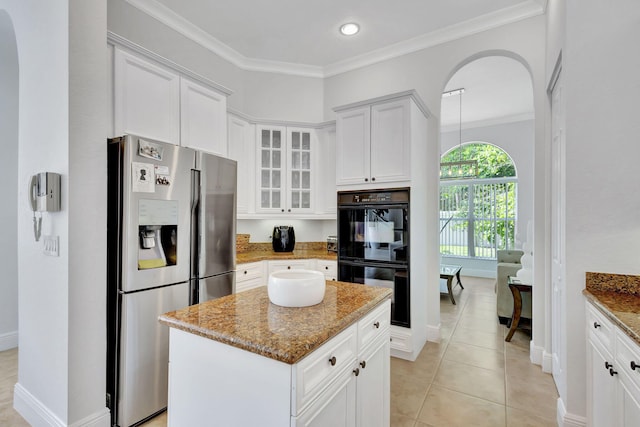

440,143,517,258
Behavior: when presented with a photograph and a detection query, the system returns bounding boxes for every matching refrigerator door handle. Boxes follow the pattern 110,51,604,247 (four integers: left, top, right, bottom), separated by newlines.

190,169,201,304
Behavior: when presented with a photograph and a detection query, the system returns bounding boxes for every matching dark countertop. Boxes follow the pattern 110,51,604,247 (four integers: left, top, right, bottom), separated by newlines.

159,281,391,364
583,272,640,346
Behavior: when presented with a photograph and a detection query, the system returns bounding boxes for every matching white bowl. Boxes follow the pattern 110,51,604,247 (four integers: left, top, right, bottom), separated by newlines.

267,269,326,307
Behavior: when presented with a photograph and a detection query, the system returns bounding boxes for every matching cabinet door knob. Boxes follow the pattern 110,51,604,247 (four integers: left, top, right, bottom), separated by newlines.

281,209,285,212
610,368,618,377
353,368,360,377
631,361,639,371
371,177,376,182
593,322,601,329
288,209,291,212
360,360,366,369
364,178,368,182
325,266,329,270
244,271,248,275
374,321,380,329
287,266,291,270
328,356,337,366
605,361,613,370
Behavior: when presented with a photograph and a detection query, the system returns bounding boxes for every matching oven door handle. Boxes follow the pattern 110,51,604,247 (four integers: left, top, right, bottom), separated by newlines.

339,259,408,269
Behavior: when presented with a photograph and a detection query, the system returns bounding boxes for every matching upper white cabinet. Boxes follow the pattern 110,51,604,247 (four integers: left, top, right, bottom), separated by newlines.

228,113,255,214
113,47,230,150
114,48,180,144
180,78,228,156
257,125,316,214
335,107,371,186
334,92,427,188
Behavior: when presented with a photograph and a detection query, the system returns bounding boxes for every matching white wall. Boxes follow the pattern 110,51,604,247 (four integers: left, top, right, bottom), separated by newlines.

548,0,640,422
0,9,19,351
1,0,109,425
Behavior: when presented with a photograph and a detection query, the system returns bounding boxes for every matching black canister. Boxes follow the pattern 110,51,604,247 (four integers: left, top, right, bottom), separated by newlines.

272,226,295,252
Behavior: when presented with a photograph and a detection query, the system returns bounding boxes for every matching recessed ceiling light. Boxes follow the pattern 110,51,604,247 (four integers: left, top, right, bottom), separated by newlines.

340,23,360,36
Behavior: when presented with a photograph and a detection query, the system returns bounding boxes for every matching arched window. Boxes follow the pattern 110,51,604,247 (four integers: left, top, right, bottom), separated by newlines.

440,142,517,259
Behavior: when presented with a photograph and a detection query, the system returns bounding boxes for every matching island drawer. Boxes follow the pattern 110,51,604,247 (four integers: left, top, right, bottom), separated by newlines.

358,300,391,352
586,303,614,351
292,323,358,416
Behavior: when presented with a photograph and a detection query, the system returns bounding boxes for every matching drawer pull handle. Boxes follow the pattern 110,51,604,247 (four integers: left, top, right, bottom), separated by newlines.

631,361,639,371
325,266,329,270
610,368,618,377
360,360,366,369
244,271,248,274
374,321,380,329
605,361,613,370
328,356,337,366
353,368,360,377
593,322,601,329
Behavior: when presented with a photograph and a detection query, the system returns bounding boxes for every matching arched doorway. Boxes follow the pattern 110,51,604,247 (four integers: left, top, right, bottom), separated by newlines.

0,9,20,352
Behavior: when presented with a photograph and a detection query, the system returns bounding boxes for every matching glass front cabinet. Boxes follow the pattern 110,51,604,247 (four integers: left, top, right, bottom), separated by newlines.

257,125,314,214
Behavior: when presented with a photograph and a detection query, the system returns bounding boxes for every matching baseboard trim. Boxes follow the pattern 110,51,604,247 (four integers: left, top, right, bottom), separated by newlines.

530,341,543,365
14,383,111,427
542,350,554,373
0,330,18,351
557,397,587,427
426,323,441,343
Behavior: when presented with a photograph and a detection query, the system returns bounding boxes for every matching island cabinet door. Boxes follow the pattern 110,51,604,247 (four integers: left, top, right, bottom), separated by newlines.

356,336,390,427
292,368,356,427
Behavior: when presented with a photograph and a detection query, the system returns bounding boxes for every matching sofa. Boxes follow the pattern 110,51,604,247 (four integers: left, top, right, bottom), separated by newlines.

496,250,531,324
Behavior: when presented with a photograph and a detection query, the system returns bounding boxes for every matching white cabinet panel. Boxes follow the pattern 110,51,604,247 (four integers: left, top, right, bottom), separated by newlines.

336,107,370,186
114,48,180,144
228,114,255,214
356,337,389,427
370,99,411,183
316,125,337,215
180,78,227,155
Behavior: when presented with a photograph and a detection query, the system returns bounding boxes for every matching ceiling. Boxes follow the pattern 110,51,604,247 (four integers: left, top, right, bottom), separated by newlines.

126,0,541,126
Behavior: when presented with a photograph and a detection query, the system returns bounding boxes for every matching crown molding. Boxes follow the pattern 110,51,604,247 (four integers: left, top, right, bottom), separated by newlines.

123,0,325,78
125,0,544,79
324,0,545,77
440,112,535,133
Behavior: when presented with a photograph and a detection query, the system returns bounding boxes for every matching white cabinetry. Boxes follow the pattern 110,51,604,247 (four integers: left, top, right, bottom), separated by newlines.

235,261,264,293
257,125,316,214
586,301,640,426
316,260,337,281
167,299,390,427
335,94,418,187
113,47,230,149
268,259,313,276
228,114,255,214
114,48,180,144
180,78,227,156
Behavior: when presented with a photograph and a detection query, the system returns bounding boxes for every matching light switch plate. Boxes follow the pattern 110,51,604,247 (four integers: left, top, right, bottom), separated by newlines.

43,235,59,257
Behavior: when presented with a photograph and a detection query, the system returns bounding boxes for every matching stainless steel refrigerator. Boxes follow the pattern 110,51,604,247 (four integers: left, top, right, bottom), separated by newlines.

106,134,236,427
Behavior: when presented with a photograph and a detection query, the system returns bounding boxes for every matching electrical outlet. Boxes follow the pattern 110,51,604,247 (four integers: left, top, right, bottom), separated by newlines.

43,235,59,257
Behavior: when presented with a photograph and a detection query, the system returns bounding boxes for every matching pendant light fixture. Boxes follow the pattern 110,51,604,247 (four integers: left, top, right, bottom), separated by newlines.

440,88,478,179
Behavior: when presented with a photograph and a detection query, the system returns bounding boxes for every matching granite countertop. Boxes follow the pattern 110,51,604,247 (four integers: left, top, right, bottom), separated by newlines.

237,249,337,264
159,281,391,364
583,272,640,346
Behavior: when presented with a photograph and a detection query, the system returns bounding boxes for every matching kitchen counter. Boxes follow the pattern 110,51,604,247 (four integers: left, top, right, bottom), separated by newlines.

583,271,640,346
159,280,391,364
236,248,337,264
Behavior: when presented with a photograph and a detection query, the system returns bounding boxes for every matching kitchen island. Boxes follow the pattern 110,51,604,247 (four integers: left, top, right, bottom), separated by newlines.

159,281,392,427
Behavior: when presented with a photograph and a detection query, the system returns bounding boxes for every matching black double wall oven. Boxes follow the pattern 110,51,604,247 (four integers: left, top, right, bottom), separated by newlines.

338,188,410,328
